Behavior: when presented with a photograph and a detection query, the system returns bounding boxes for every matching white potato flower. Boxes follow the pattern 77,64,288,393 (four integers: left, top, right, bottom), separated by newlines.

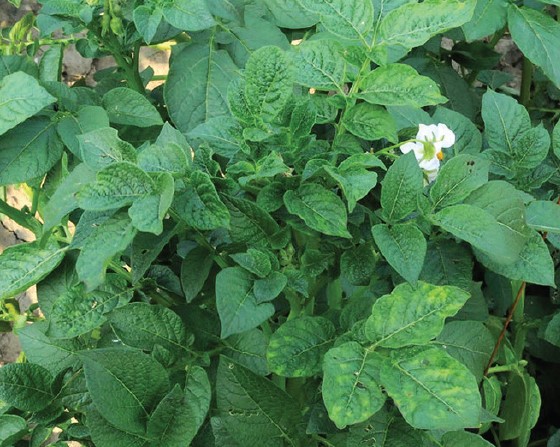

400,123,455,182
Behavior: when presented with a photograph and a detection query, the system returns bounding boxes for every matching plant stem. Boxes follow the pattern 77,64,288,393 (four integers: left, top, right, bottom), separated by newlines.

0,199,42,236
486,360,528,374
311,434,336,447
519,57,533,107
484,282,526,375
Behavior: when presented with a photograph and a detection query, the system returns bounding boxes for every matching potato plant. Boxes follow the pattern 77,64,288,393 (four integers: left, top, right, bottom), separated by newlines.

0,0,560,446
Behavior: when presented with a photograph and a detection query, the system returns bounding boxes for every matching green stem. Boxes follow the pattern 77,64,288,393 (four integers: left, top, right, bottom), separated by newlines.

285,290,302,320
30,187,40,216
0,199,42,236
528,439,549,447
519,56,533,107
108,261,132,283
487,360,527,374
311,434,337,447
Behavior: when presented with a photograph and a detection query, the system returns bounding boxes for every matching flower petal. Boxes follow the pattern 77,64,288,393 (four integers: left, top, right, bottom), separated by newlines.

436,123,455,147
401,142,424,160
419,156,440,171
417,124,438,142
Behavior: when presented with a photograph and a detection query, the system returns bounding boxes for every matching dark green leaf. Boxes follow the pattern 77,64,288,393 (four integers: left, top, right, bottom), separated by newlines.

216,357,303,446
216,267,275,339
267,316,335,377
430,154,489,208
284,184,351,238
110,302,192,352
103,88,163,127
0,240,66,301
380,152,423,222
371,223,427,284
80,348,169,435
0,363,54,411
0,118,63,185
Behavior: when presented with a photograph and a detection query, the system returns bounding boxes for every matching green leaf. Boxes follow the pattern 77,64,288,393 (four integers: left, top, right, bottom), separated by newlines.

188,116,245,158
372,0,476,64
299,0,373,41
80,348,169,435
432,204,525,264
481,89,530,154
133,4,163,44
147,366,210,446
433,321,494,382
48,277,132,339
244,46,294,123
129,173,175,235
511,125,551,170
544,313,560,347
284,183,351,238
430,154,489,208
43,163,97,232
476,230,555,287
343,102,398,143
77,127,137,171
87,409,150,447
181,246,214,302
0,240,66,301
365,281,470,348
462,0,508,41
110,302,191,352
0,71,55,136
499,370,541,443
267,316,335,377
292,39,345,92
0,414,27,447
380,152,423,222
223,329,269,376
222,195,279,246
0,363,54,411
322,342,385,429
138,142,189,176
75,213,136,290
419,239,473,290
254,272,287,303
231,249,271,278
77,162,155,211
358,64,446,107
340,244,376,286
324,155,380,213
161,0,215,32
554,120,560,159
264,0,319,28
508,5,560,88
103,88,163,127
165,43,239,132
216,356,303,445
216,267,275,339
372,223,426,284
380,346,481,430
18,322,79,374
0,117,63,186
526,200,560,233
442,430,494,446
173,170,230,230
432,106,482,154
